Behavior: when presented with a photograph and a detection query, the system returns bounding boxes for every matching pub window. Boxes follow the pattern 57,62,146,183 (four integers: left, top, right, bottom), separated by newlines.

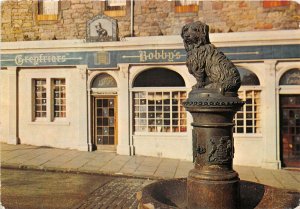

279,69,300,85
34,79,47,118
132,68,187,133
104,0,126,17
37,0,59,21
173,0,199,13
234,68,261,134
92,73,117,88
52,79,66,118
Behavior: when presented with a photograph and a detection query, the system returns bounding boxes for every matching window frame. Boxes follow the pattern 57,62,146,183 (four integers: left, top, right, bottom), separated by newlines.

263,0,290,8
31,77,68,123
51,78,66,120
37,0,60,21
233,86,262,136
104,0,127,17
131,87,188,136
173,0,199,13
33,78,47,121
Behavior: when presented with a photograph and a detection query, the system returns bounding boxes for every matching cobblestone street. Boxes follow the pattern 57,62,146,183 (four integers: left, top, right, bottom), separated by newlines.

1,168,153,209
73,178,150,209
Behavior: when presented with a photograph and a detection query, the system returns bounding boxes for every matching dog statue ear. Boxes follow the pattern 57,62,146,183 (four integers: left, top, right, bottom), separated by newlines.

181,25,186,39
204,24,211,44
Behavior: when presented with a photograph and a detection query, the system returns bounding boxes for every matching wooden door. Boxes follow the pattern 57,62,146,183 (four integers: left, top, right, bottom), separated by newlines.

93,96,117,147
280,95,300,167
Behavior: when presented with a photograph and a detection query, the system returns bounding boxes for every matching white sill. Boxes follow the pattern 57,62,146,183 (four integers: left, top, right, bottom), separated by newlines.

233,133,263,139
133,132,188,137
29,120,70,126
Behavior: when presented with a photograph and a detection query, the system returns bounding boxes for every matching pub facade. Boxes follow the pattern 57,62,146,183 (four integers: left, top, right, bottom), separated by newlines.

1,0,300,169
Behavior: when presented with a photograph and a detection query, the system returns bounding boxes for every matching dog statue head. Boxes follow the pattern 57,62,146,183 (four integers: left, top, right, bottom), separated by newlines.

181,21,211,52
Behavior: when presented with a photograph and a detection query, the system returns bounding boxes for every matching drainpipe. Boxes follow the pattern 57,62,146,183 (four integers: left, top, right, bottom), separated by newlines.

130,0,134,37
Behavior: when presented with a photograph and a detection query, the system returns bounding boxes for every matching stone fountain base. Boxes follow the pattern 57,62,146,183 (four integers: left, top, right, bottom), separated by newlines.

137,178,300,209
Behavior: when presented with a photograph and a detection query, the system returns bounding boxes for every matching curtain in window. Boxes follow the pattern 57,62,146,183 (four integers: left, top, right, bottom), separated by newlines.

176,0,198,6
42,0,59,15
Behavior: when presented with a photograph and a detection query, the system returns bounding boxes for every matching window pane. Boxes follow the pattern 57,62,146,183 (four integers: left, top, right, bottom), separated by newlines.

175,0,199,6
279,69,300,85
105,0,126,11
133,68,185,87
92,73,117,88
38,0,59,15
238,67,260,86
174,0,199,13
234,90,261,134
53,79,66,118
133,90,187,133
34,79,47,118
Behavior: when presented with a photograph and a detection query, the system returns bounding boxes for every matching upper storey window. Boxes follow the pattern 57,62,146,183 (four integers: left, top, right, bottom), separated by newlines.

104,0,127,17
174,0,199,13
38,0,59,20
263,0,290,8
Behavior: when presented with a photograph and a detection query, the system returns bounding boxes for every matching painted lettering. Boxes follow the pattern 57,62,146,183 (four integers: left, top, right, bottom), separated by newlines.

138,50,184,62
15,55,23,65
13,54,69,66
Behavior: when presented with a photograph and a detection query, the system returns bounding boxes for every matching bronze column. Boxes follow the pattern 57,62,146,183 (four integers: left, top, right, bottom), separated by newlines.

184,90,244,209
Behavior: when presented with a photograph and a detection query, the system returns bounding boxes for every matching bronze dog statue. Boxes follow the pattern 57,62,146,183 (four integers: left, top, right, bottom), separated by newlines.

181,21,241,94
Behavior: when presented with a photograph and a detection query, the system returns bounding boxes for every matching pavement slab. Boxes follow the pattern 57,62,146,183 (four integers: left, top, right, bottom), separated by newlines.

174,161,193,178
272,170,300,191
1,148,37,162
42,150,83,168
1,143,300,192
99,155,131,173
3,148,52,167
57,152,100,170
252,167,284,188
119,156,147,173
292,172,300,183
141,156,162,167
234,166,258,182
24,148,67,167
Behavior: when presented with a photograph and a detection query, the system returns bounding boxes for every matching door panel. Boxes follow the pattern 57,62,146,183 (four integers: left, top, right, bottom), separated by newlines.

280,95,300,167
94,96,117,146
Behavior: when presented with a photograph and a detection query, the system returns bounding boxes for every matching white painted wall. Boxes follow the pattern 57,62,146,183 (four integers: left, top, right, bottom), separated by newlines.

133,135,192,160
234,137,264,166
116,64,131,155
18,67,88,150
0,70,9,142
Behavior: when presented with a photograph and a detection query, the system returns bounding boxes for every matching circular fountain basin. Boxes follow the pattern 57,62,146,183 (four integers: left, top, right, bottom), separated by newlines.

137,179,300,209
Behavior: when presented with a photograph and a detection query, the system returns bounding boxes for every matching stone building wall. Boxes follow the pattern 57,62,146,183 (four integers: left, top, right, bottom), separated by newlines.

1,0,300,42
